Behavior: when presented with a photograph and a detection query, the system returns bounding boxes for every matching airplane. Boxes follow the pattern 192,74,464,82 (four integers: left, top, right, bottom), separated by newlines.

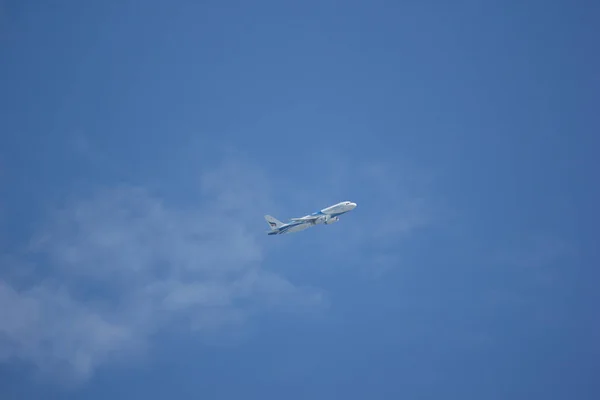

264,201,357,235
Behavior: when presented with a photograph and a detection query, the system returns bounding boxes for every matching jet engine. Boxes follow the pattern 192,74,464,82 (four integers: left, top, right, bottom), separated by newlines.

324,216,339,224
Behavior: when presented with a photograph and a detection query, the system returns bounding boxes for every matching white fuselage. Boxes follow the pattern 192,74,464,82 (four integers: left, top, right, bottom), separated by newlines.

267,201,357,235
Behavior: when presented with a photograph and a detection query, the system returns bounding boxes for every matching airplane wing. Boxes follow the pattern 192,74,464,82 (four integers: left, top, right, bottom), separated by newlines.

290,214,324,222
290,215,319,222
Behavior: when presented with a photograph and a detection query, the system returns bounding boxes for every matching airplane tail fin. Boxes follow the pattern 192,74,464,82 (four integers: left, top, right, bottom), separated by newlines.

264,215,284,230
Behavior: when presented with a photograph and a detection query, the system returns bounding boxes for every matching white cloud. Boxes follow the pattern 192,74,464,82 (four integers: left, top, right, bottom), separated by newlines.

0,280,139,382
0,159,324,382
0,151,438,383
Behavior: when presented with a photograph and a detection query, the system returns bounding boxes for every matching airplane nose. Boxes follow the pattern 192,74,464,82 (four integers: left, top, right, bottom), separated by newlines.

350,202,357,209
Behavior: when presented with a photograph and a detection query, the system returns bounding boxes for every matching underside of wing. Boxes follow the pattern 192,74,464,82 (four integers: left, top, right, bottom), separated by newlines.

290,215,319,222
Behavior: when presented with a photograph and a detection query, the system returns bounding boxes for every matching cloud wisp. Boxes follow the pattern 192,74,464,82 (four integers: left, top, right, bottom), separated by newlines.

0,160,324,382
0,152,441,383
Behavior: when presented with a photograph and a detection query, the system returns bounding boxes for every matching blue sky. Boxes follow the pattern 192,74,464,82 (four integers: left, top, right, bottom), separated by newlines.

1,0,599,398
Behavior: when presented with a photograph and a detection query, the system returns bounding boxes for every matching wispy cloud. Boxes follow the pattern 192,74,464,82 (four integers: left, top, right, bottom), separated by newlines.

355,161,435,237
0,149,439,383
302,155,440,277
0,159,324,382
